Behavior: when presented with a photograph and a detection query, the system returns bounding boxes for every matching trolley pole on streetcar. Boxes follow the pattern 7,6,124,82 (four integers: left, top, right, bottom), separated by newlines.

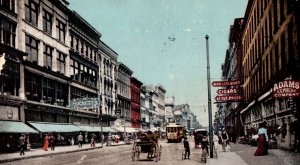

205,34,214,158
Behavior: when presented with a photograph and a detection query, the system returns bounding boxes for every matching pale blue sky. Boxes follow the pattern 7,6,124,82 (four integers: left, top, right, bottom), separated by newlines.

68,0,247,126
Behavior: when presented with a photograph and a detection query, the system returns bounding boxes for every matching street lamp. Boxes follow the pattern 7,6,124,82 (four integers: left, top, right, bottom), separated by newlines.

205,35,214,158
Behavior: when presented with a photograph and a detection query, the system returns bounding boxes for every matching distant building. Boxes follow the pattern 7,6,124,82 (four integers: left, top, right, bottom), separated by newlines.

130,77,143,128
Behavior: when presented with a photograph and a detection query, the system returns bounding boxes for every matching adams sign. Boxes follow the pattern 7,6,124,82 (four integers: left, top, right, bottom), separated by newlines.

273,80,300,98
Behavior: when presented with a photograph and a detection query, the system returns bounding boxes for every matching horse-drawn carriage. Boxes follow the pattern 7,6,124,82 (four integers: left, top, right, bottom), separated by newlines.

131,133,162,162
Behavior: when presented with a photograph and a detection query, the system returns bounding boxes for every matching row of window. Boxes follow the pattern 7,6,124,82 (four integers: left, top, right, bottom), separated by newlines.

25,0,66,43
25,34,66,74
70,33,97,62
244,21,295,101
69,58,97,88
25,71,68,106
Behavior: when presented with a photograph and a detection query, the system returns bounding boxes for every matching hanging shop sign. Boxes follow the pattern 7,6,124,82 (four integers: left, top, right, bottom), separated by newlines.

272,80,300,98
215,95,242,102
212,80,240,87
217,88,238,94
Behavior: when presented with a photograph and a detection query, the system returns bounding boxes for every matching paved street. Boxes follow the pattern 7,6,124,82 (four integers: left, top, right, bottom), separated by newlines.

0,137,205,165
1,137,300,165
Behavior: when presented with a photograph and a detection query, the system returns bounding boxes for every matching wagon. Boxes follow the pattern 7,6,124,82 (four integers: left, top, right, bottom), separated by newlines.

132,140,162,162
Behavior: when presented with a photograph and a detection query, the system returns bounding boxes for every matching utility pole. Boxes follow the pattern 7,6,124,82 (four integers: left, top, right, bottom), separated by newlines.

205,34,214,158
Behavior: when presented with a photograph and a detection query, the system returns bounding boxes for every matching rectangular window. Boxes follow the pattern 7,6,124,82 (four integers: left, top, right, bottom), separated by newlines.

0,0,15,12
56,19,65,43
42,78,54,104
25,35,39,63
43,10,52,34
43,44,52,69
0,18,16,47
57,52,66,74
25,0,38,26
25,72,41,102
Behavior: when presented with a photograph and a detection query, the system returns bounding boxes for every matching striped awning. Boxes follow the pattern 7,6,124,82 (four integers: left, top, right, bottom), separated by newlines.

0,120,38,133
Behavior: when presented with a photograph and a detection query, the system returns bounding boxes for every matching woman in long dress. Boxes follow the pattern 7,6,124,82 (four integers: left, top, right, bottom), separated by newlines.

43,134,49,151
254,122,268,156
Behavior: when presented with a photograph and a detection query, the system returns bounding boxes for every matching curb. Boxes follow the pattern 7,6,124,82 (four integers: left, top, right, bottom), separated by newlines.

0,143,128,163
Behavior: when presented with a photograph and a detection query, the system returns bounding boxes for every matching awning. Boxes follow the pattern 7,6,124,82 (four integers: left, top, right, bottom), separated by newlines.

0,120,38,133
111,126,138,133
103,127,116,133
78,125,102,132
28,122,82,133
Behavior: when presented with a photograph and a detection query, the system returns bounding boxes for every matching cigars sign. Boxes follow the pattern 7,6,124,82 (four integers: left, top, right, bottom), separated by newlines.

212,80,242,102
272,80,300,98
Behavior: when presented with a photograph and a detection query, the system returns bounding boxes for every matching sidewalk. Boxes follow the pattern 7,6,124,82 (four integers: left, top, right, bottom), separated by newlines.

207,143,247,165
0,141,127,163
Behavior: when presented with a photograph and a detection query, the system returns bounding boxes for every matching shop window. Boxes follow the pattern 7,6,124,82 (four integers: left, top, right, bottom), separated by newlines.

25,72,41,102
42,78,54,104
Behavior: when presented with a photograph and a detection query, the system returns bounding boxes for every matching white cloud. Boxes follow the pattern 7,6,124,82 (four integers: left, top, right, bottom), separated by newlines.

184,28,192,32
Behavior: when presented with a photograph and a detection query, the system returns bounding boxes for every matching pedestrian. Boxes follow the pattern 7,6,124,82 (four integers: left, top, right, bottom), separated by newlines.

221,128,229,151
19,134,26,156
90,134,96,147
183,137,190,159
43,134,49,151
49,134,56,151
254,122,269,156
77,133,83,148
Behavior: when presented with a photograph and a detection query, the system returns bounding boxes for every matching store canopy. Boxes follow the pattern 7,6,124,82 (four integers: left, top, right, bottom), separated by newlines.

0,120,38,133
111,126,138,133
103,127,116,133
28,122,82,133
77,125,116,133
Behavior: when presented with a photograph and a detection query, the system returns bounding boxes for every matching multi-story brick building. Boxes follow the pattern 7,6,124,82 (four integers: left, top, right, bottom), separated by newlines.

239,0,299,150
130,77,142,128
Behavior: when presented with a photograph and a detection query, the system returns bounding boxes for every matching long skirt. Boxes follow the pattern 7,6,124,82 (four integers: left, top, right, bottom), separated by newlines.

43,141,49,151
254,134,268,156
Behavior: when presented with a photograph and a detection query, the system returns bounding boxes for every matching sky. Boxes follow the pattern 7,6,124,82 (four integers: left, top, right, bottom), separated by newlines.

68,0,248,127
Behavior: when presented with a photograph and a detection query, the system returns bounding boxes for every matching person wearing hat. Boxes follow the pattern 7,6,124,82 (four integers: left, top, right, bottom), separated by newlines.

19,134,26,155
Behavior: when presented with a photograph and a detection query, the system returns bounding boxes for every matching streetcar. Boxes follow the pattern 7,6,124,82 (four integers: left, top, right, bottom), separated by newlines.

166,123,185,143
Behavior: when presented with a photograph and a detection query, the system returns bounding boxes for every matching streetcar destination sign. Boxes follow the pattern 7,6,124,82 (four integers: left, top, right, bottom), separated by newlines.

212,80,240,87
272,80,300,98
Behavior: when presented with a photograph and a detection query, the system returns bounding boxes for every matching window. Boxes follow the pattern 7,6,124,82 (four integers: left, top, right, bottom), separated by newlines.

25,35,39,63
0,59,20,96
57,52,66,74
25,0,38,26
25,71,41,102
43,78,54,104
43,44,52,69
0,18,16,47
43,10,52,34
56,19,65,43
0,0,15,12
